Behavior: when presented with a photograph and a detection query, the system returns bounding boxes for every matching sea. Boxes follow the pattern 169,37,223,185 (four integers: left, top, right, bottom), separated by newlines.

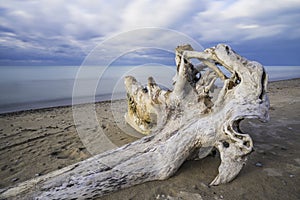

0,65,299,114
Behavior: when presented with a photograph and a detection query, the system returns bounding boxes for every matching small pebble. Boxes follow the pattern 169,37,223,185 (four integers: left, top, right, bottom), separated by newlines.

255,162,263,167
11,178,19,182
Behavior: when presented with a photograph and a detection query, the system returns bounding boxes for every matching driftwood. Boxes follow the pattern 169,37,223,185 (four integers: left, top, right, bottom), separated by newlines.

0,44,269,199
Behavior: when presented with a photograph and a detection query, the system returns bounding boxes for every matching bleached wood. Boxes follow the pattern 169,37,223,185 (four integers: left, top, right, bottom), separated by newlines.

0,44,269,199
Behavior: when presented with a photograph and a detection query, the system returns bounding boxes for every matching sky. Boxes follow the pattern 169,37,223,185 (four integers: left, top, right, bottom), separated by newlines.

0,0,300,66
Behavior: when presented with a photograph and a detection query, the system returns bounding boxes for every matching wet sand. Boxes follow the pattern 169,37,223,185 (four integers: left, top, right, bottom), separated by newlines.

0,79,299,200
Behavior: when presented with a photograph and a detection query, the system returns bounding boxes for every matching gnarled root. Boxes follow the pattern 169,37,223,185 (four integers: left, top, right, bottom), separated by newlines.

0,44,269,199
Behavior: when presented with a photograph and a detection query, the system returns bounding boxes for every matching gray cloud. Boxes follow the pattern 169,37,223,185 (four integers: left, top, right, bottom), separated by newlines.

0,0,299,66
181,0,300,42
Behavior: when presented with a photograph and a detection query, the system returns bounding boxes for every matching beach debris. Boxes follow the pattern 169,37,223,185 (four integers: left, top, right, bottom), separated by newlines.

124,44,269,186
255,162,263,167
0,44,269,199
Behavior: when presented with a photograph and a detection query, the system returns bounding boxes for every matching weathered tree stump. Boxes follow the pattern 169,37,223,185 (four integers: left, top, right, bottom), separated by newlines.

0,44,269,199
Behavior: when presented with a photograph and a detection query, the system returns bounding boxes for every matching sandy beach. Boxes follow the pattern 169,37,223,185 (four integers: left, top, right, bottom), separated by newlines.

0,79,299,200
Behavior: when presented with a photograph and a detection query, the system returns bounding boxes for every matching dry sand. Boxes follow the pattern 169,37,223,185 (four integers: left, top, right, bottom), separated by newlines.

0,79,299,200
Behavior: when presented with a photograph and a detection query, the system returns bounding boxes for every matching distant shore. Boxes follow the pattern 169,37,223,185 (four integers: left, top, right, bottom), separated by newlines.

0,65,300,114
1,77,299,115
0,78,299,199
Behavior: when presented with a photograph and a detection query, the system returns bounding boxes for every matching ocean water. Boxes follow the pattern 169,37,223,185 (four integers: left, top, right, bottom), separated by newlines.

0,65,299,114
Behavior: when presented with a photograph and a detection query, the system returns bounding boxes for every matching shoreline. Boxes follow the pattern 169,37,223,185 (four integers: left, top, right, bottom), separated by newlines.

1,78,299,115
0,92,126,115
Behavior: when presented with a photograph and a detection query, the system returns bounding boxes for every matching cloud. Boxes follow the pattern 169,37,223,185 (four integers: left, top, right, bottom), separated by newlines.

0,0,299,66
181,0,300,42
82,28,204,66
119,0,198,30
222,0,300,19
